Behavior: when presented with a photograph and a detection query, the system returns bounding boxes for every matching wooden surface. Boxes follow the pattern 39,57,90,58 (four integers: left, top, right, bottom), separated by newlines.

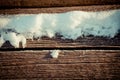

1,35,120,49
0,36,120,79
0,0,120,9
0,50,120,79
0,1,120,79
27,35,120,49
0,5,120,14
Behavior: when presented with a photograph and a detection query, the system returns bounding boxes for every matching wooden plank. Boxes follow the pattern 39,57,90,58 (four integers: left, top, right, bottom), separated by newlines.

0,64,120,79
0,50,120,65
0,0,120,8
0,50,120,79
1,35,120,49
27,37,120,48
0,5,120,14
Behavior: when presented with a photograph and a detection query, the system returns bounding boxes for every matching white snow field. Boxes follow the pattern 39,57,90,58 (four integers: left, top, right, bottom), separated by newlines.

0,9,120,48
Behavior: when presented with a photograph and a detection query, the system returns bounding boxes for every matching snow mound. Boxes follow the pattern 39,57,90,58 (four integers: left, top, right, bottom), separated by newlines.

0,31,26,48
50,50,61,58
0,9,120,48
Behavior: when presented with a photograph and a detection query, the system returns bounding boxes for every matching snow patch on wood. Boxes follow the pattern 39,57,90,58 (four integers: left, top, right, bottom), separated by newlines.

0,9,120,48
50,50,61,58
0,31,26,48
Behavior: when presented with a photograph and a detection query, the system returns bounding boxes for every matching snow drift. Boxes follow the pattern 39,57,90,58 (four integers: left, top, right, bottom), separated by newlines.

0,9,120,48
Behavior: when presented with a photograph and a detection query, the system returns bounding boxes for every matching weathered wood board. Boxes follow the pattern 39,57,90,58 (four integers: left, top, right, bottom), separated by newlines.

0,0,120,79
0,5,120,14
0,35,120,49
0,50,120,79
0,0,120,8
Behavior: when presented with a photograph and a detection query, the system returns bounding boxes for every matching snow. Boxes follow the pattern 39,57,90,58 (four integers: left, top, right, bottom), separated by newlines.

0,36,5,47
0,9,120,48
0,31,26,48
50,50,61,58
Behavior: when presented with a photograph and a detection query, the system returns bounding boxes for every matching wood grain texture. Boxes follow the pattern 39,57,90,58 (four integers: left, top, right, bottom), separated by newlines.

0,0,120,8
27,35,120,48
0,5,120,14
1,35,120,49
0,1,120,79
0,50,120,79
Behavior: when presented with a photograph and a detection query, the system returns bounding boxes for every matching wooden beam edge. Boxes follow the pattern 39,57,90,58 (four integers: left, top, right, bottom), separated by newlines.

0,0,120,8
0,5,120,14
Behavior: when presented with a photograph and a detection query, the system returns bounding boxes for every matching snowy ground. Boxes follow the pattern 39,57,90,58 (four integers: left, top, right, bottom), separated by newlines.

0,9,120,48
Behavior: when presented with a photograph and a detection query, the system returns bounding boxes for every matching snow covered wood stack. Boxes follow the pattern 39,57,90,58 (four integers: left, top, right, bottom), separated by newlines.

0,0,120,79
